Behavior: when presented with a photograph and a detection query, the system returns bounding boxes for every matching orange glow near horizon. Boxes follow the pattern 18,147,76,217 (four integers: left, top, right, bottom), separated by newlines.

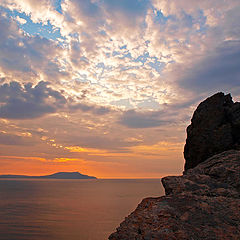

0,141,184,178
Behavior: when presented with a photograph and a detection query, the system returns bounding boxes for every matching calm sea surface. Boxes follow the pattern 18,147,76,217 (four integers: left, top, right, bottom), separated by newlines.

0,179,164,240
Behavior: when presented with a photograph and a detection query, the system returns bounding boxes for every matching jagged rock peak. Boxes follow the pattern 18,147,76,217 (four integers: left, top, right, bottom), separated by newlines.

184,92,240,170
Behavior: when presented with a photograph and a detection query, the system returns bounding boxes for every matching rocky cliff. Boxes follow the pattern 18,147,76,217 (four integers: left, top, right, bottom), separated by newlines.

184,92,240,170
109,93,240,240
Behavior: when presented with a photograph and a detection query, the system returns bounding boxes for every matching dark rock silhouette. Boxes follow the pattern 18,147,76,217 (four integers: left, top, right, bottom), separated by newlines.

184,92,240,170
41,172,97,179
109,93,240,240
0,172,97,179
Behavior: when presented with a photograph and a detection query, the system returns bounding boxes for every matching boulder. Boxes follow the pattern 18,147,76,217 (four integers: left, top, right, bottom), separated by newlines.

184,92,240,170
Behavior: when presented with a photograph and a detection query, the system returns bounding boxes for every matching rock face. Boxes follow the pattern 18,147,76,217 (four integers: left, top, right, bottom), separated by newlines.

109,150,240,240
184,92,240,170
109,93,240,240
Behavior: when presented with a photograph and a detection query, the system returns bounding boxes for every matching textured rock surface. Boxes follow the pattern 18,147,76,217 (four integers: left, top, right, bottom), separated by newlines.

184,92,240,170
109,150,240,240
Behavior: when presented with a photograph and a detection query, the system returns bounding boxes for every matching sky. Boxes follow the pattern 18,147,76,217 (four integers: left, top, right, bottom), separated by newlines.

0,0,240,178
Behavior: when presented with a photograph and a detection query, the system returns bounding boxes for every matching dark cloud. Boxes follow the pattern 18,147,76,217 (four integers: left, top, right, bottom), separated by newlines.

93,106,111,115
180,40,240,92
77,0,101,17
0,81,66,119
118,110,170,128
69,103,111,115
102,0,150,27
103,0,149,16
0,79,112,120
67,0,103,26
0,132,33,146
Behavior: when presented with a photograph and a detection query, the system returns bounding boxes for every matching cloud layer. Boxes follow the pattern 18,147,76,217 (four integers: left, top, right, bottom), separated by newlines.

0,0,239,177
0,81,66,119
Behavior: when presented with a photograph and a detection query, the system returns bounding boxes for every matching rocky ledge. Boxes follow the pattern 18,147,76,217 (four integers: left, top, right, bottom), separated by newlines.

109,93,240,240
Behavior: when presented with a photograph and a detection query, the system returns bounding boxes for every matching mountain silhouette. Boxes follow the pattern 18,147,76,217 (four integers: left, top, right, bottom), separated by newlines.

0,172,97,179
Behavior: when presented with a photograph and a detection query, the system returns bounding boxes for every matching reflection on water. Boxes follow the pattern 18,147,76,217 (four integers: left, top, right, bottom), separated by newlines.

0,179,164,240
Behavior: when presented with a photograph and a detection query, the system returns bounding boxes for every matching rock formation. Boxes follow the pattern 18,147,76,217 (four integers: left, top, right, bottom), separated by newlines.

109,93,240,240
184,92,240,170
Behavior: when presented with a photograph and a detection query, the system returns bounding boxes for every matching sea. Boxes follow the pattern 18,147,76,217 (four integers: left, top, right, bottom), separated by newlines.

0,179,164,240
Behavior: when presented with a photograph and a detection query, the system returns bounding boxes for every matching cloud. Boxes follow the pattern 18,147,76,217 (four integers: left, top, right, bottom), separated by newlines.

0,11,68,84
1,0,64,27
0,132,32,145
0,81,67,119
103,0,149,22
118,109,171,128
69,103,111,115
151,0,238,18
15,15,27,24
178,40,240,93
0,79,112,120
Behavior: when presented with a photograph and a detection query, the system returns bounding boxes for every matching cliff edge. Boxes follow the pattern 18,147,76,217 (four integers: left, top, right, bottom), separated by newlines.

109,93,240,240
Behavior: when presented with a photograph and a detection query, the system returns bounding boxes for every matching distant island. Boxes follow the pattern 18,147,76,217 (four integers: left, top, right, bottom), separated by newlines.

0,172,97,179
